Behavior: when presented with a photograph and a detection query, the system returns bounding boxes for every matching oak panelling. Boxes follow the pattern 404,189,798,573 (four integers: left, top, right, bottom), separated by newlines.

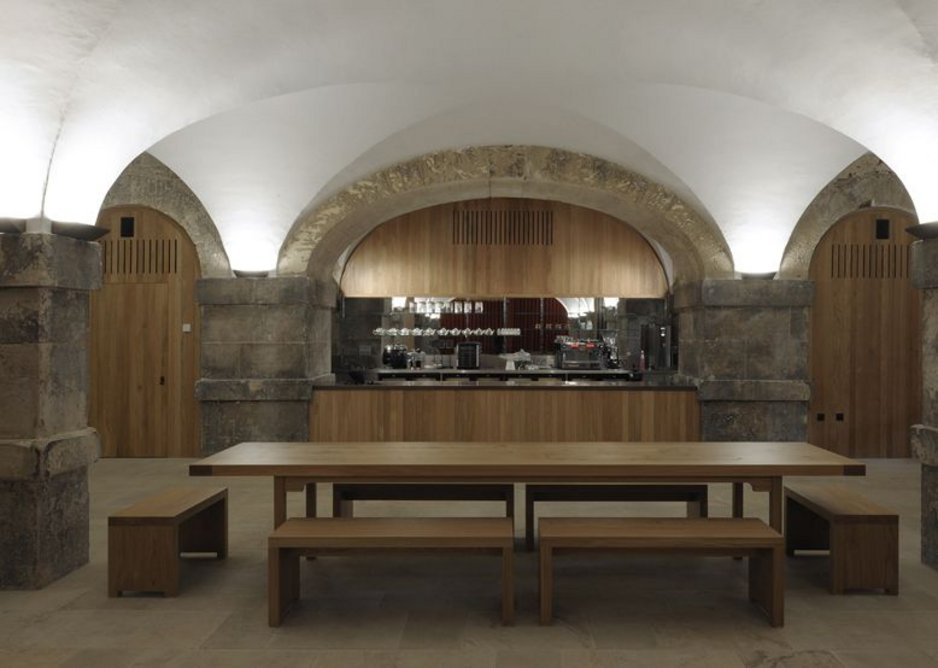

808,208,921,458
340,198,669,297
309,388,700,442
90,206,202,457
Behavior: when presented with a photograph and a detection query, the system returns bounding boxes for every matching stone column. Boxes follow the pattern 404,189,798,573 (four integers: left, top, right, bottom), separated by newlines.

910,236,938,567
196,276,334,454
0,233,101,589
674,279,813,441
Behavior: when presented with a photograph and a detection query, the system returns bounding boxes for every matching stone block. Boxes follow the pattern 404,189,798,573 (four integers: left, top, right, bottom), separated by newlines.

924,291,938,426
200,343,242,378
923,463,938,568
701,401,807,441
0,288,88,345
698,380,810,402
197,276,314,305
308,340,332,378
0,343,40,438
912,239,938,289
200,401,309,454
0,234,101,291
0,466,89,589
201,304,308,343
703,279,813,307
241,343,307,378
195,379,313,401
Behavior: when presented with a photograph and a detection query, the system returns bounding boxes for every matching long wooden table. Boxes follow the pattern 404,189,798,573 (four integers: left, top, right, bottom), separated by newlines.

189,441,865,531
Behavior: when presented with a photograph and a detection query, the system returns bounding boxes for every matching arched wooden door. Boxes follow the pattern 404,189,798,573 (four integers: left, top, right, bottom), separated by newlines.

808,207,921,457
89,206,201,457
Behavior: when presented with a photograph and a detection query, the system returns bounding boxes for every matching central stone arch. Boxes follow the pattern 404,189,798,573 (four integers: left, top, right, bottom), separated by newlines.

277,146,733,286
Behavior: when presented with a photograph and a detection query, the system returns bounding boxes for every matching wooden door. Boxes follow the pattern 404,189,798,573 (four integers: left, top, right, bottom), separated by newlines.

808,208,921,457
89,207,201,457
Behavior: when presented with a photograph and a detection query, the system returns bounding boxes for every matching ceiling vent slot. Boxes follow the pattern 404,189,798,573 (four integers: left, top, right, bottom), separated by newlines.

829,243,909,279
102,238,179,276
452,209,554,246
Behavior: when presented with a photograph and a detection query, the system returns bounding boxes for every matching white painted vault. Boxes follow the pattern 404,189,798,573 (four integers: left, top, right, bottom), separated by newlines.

3,0,938,274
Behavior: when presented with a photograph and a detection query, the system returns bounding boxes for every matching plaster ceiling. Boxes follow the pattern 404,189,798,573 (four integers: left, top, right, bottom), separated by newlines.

4,0,938,274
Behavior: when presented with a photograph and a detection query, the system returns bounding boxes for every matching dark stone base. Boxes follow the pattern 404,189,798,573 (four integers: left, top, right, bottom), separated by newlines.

923,464,938,568
701,401,807,441
200,401,309,454
0,466,89,589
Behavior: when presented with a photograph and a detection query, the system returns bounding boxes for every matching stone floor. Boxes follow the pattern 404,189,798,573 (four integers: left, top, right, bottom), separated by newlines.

0,458,935,667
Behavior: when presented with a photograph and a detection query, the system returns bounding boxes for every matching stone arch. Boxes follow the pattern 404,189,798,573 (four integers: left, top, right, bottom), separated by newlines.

101,152,231,278
278,146,733,286
778,153,916,280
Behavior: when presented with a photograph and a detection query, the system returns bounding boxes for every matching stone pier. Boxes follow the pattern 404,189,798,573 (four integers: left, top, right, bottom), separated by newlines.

0,233,101,588
910,233,938,567
674,279,813,441
196,276,334,454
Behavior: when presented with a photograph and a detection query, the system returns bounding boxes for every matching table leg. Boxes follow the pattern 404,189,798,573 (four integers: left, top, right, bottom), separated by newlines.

768,477,783,533
274,476,287,528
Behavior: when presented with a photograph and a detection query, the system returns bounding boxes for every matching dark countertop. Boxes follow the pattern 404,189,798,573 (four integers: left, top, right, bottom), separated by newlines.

315,369,696,390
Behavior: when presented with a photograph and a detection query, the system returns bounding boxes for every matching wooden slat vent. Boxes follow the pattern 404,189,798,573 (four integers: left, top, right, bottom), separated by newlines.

452,209,554,246
829,243,909,279
102,239,179,276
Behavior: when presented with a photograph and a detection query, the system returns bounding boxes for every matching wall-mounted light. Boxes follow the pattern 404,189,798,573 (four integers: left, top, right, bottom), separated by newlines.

233,269,270,278
740,271,776,280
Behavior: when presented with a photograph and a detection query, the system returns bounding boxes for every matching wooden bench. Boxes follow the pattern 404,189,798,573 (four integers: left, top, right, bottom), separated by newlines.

784,484,899,594
268,517,514,626
524,484,709,550
108,487,227,597
538,517,784,626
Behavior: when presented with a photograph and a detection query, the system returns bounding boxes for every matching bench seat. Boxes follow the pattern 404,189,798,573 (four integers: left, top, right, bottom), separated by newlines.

524,483,709,550
108,487,227,597
268,517,514,626
784,484,898,594
538,517,784,626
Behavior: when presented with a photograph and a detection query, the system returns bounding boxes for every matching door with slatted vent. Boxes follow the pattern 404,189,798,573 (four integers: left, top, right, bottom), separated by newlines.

89,206,201,457
808,207,922,457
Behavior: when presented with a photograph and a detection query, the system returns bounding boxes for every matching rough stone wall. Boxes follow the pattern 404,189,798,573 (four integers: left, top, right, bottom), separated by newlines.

779,153,914,280
0,234,100,589
196,276,334,453
102,152,230,278
910,237,938,566
279,145,733,285
675,279,812,442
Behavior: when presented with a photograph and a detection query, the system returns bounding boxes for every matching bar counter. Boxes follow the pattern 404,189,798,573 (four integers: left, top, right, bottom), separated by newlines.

310,371,700,441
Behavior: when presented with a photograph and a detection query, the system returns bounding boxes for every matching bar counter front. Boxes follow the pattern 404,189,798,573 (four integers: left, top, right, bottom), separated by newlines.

309,373,699,442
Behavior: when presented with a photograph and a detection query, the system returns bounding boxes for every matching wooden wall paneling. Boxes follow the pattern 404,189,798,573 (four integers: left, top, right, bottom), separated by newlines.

340,198,669,298
90,206,202,457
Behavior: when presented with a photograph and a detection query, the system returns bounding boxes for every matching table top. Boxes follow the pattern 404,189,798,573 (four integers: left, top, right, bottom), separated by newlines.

189,441,865,481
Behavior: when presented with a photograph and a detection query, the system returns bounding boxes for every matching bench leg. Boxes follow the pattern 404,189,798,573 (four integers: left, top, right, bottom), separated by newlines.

749,546,784,627
539,543,553,625
269,546,301,626
108,524,180,597
732,483,744,518
830,521,899,595
178,498,228,558
502,545,514,625
687,488,709,518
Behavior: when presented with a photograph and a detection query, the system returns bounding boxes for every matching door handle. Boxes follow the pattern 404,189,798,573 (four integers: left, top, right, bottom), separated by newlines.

159,376,165,385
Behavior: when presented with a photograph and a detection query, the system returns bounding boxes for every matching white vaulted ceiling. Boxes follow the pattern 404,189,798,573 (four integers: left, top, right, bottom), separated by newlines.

4,1,938,273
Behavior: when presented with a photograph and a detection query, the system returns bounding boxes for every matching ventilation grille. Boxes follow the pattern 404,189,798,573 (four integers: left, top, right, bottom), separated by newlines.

829,243,910,279
102,239,178,276
452,209,553,246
